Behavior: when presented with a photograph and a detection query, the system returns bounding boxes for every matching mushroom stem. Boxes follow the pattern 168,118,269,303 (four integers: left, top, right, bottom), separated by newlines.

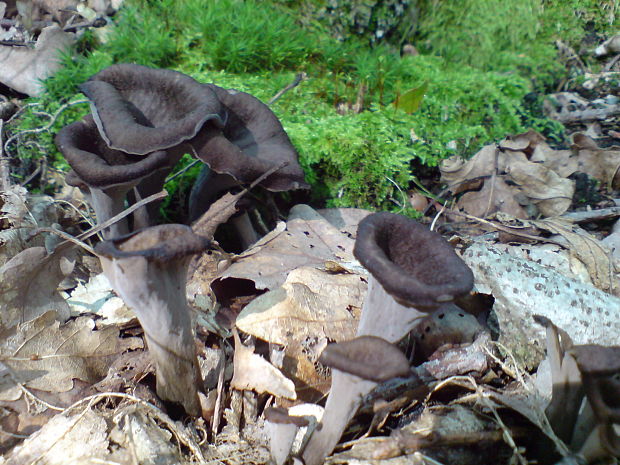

90,185,130,238
301,277,423,465
96,225,210,415
357,275,425,342
302,372,375,465
231,212,260,250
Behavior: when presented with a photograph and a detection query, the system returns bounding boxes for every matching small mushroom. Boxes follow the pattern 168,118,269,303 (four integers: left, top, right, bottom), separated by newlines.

302,336,410,465
264,407,310,465
570,344,620,459
56,115,170,238
353,212,474,337
302,212,474,465
95,224,211,415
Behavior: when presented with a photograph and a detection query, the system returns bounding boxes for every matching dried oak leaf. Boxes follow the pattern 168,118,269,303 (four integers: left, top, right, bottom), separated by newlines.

0,311,142,400
212,205,360,296
0,26,74,96
457,176,528,218
531,218,619,295
572,133,620,190
231,330,296,400
0,247,71,328
3,408,108,465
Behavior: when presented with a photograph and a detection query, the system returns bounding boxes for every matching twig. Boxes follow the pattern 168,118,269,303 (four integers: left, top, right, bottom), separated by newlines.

561,206,620,223
447,209,566,246
165,159,200,184
192,162,288,234
268,73,306,105
51,190,168,256
0,118,10,190
29,226,95,255
3,99,88,155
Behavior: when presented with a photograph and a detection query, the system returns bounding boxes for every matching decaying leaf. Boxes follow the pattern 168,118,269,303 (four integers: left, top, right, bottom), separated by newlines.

236,266,363,398
3,408,108,465
440,131,577,218
0,247,72,328
530,217,619,295
236,266,362,346
0,25,74,96
0,311,142,400
231,330,296,400
212,205,361,296
571,133,620,190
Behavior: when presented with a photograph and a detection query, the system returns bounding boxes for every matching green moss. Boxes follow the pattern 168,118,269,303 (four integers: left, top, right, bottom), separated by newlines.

10,0,599,211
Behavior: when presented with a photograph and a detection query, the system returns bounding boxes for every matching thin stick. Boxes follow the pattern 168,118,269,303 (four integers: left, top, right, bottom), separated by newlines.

29,226,96,255
51,190,168,256
268,73,306,105
0,118,9,190
448,209,565,246
3,99,88,155
165,158,200,184
192,162,288,233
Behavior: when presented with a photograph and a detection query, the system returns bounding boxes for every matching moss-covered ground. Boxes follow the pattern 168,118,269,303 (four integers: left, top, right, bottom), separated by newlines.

10,0,618,212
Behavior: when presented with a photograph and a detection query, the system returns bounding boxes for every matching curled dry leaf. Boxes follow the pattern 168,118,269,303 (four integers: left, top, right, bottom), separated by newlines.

231,330,296,400
571,133,620,190
440,131,577,218
212,205,360,298
531,217,619,295
0,26,74,96
0,247,71,328
0,311,143,401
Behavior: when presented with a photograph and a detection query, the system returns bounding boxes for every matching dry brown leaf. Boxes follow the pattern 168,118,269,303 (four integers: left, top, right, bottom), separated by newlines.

213,205,359,295
457,176,528,218
531,218,619,295
0,25,74,96
3,408,108,465
0,311,142,400
0,186,61,267
236,267,362,346
0,247,72,328
440,144,501,194
505,158,575,216
231,330,296,400
235,266,364,400
572,133,620,190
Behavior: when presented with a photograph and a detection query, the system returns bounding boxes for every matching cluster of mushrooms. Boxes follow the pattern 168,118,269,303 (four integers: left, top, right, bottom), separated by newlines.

55,64,618,465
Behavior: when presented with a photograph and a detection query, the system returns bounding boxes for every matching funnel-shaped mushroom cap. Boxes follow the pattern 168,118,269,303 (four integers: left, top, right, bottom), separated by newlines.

571,344,620,423
319,335,410,383
95,223,211,261
191,84,309,192
81,63,226,155
353,212,474,309
55,114,170,187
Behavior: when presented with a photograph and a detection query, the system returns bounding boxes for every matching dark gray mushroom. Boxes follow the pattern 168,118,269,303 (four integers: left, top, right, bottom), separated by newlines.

570,345,620,459
95,224,211,415
189,84,309,248
302,336,410,465
80,63,226,156
353,211,474,342
56,115,170,238
302,212,474,465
